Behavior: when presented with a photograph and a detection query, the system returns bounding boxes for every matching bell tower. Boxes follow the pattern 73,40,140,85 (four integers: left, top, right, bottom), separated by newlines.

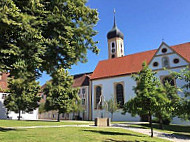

107,10,124,59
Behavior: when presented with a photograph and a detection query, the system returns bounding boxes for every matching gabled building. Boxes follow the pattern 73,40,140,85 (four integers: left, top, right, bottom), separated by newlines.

89,15,190,124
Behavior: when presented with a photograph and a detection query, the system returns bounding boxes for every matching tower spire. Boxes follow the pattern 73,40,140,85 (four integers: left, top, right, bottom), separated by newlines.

113,9,116,28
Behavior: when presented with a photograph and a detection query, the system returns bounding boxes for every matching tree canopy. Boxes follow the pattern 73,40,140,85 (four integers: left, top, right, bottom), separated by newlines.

0,0,99,78
43,68,79,121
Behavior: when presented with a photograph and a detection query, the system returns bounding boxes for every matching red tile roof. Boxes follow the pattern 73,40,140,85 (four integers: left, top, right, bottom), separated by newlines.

72,72,92,87
0,73,9,92
91,42,190,80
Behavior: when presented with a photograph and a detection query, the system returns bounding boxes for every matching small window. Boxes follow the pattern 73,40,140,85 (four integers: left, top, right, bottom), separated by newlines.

162,48,167,53
2,94,6,99
112,49,115,53
82,88,85,94
153,62,159,67
112,54,115,58
162,76,175,86
82,99,85,105
112,42,115,48
162,57,170,68
29,111,33,114
173,58,179,64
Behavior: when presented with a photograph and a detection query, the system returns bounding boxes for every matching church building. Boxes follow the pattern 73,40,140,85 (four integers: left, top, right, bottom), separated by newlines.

89,14,190,124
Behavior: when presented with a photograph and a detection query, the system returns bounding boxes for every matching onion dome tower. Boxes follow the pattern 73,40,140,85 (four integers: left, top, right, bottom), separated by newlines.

107,10,124,59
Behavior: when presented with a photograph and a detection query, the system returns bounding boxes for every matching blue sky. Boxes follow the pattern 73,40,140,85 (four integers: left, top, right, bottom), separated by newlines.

38,0,190,85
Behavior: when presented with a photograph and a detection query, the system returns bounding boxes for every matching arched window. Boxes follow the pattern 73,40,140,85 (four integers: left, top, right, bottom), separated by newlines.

116,84,124,108
162,76,175,86
95,86,101,109
162,57,170,68
112,42,115,48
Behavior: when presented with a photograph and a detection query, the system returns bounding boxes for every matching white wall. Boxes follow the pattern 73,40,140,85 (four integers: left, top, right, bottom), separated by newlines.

0,93,38,120
91,76,140,121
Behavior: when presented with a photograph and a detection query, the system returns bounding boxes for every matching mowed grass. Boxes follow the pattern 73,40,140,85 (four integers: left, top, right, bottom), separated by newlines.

0,120,93,127
0,127,169,142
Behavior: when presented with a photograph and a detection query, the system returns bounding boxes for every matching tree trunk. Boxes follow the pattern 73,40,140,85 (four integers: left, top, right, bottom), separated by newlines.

18,110,21,120
57,112,60,122
111,113,113,121
149,111,153,137
159,115,163,129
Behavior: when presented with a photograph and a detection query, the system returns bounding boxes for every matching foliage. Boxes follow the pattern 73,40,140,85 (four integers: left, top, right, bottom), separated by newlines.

107,96,118,121
4,77,41,120
43,68,79,121
170,67,190,120
122,62,171,137
38,102,46,114
0,0,99,78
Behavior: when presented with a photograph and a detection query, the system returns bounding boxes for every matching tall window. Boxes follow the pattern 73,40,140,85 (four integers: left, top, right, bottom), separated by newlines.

162,76,175,86
95,86,101,109
162,57,169,68
116,84,124,108
112,42,115,48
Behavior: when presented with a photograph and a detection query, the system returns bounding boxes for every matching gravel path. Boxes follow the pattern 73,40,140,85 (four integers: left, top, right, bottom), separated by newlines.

112,123,190,142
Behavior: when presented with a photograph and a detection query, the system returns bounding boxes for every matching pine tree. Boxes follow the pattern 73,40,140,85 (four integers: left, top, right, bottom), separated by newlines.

44,68,79,122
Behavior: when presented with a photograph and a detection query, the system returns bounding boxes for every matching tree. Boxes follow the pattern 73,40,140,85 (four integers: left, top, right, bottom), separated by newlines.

4,77,41,120
107,96,118,121
70,99,84,120
123,62,166,137
170,67,190,120
44,68,79,122
154,81,180,129
0,0,99,78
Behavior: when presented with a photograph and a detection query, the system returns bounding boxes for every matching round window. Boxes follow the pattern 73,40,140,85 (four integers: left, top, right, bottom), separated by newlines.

153,62,159,67
173,58,179,64
112,49,115,53
162,48,167,53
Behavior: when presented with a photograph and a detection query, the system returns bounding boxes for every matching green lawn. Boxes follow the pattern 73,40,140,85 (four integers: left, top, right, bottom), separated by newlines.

0,127,169,142
0,120,93,127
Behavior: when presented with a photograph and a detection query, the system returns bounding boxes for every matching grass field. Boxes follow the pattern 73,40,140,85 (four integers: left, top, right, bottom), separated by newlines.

0,126,169,142
0,120,93,127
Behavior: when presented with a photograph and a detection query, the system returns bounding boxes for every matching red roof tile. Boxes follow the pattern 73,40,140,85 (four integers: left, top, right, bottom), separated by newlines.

91,42,190,80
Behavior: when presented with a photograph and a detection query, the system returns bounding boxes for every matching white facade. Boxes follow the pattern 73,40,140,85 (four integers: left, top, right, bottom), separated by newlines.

91,43,190,124
0,93,38,120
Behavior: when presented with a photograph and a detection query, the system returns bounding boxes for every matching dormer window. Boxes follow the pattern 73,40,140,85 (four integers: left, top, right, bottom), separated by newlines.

162,56,170,68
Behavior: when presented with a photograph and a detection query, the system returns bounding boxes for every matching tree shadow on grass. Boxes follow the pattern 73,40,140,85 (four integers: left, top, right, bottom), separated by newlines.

0,127,25,132
83,130,143,137
105,139,146,142
158,132,190,140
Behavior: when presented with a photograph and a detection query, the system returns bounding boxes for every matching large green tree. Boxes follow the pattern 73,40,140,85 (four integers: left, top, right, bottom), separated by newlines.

122,62,170,137
43,68,79,122
0,0,99,77
4,77,41,120
171,67,190,120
